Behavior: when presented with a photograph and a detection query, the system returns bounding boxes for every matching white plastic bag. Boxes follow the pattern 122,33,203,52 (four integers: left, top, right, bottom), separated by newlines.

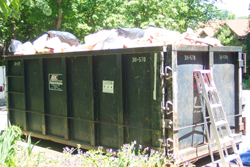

22,41,35,55
33,34,49,52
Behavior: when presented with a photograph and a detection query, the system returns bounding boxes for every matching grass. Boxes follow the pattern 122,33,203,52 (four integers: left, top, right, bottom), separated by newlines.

0,125,194,167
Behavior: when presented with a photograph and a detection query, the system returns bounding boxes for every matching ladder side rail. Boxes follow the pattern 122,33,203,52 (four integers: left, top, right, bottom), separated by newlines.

209,93,225,138
211,90,243,166
205,98,228,166
194,73,215,166
207,81,230,159
196,70,243,167
197,72,228,166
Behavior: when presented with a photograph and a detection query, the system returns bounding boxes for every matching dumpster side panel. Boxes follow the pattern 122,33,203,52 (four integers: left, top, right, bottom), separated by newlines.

8,60,25,129
93,54,122,148
150,53,162,147
44,58,65,138
8,60,22,76
123,53,161,148
8,77,23,93
26,59,43,133
68,56,93,143
123,53,151,128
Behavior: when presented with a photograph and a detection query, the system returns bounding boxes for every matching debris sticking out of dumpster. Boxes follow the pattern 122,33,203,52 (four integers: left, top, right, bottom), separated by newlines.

47,30,81,46
8,27,222,56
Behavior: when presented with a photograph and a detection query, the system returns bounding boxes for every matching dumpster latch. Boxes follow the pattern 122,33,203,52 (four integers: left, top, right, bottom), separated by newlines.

166,138,173,149
165,66,172,80
158,138,173,150
166,101,173,115
165,119,173,129
161,66,172,80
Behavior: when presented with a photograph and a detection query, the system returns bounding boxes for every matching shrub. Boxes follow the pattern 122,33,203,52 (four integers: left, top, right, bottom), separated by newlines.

14,140,193,167
1,125,194,166
0,123,22,166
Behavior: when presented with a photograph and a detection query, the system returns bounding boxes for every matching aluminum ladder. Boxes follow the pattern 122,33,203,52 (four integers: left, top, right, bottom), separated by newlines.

193,70,243,167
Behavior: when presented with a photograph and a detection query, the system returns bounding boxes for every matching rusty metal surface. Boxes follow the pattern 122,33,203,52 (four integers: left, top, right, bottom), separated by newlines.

213,52,235,135
176,51,206,150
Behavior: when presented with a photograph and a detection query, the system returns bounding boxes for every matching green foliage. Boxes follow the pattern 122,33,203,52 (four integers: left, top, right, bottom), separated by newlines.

243,77,250,90
25,134,40,158
9,140,194,166
0,123,22,166
0,0,19,20
0,129,194,167
216,24,242,46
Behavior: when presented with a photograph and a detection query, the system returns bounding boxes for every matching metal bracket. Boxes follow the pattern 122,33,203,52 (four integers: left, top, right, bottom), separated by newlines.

166,101,173,115
165,119,173,128
160,66,172,80
165,66,172,80
166,138,173,147
159,138,173,148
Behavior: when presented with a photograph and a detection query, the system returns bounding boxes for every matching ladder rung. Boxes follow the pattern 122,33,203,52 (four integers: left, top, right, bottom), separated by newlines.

225,153,241,162
215,120,227,127
193,69,243,166
220,136,234,145
211,103,222,108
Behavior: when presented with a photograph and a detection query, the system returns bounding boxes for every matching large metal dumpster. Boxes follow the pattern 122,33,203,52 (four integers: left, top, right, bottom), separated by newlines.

5,45,244,162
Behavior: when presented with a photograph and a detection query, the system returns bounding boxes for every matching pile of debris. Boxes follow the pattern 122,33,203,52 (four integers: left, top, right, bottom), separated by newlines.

8,27,222,56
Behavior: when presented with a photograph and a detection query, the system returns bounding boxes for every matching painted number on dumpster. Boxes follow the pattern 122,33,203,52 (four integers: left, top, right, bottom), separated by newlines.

219,55,229,60
14,61,21,66
103,80,114,94
132,57,146,63
184,55,196,61
49,74,63,91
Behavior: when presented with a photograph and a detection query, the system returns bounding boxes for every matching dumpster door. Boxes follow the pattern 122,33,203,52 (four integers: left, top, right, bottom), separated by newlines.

177,51,206,150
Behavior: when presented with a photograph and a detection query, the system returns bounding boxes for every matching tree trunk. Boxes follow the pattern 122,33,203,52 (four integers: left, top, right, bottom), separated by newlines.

55,0,63,30
12,19,17,39
55,0,70,30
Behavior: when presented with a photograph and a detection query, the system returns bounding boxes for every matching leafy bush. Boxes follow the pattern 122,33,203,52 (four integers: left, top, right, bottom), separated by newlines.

0,123,22,166
243,77,250,90
43,141,190,167
1,125,193,166
12,141,193,167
